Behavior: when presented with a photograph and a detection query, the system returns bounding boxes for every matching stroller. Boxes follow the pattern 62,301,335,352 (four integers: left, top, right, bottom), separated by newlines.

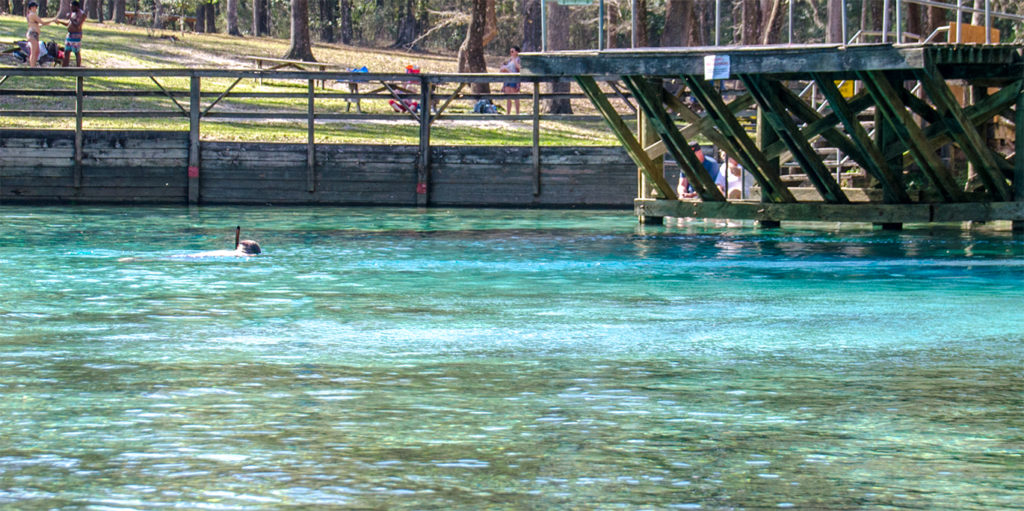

2,40,60,66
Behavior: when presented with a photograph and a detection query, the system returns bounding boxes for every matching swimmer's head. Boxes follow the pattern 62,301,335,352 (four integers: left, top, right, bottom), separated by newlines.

238,240,261,255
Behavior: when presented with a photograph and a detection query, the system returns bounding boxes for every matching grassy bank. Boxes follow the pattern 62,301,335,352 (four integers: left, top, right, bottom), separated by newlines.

0,15,618,146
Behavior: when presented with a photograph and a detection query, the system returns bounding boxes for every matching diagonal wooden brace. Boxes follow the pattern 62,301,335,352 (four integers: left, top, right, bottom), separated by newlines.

623,75,724,202
913,66,1013,201
742,74,849,204
575,76,677,201
812,73,911,204
683,75,795,203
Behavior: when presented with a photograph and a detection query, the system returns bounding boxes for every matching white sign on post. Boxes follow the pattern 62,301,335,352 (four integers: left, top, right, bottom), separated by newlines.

704,55,730,80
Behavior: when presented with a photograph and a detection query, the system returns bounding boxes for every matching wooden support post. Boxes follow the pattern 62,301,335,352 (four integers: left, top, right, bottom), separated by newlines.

307,79,316,193
188,76,201,204
74,76,83,189
813,74,910,203
575,76,677,200
914,67,1012,201
1015,84,1024,232
623,76,724,202
757,220,781,228
742,75,849,204
416,78,432,207
532,81,541,196
684,76,795,204
860,70,964,202
638,105,664,225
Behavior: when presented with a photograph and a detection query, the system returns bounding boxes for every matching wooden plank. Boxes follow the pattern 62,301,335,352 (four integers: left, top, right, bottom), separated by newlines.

623,75,723,201
636,198,1024,223
741,74,849,204
914,66,1013,201
860,70,964,202
812,74,911,203
575,75,677,200
683,76,795,203
307,79,317,193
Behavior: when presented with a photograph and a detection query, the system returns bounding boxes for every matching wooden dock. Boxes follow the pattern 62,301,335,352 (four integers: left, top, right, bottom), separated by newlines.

521,44,1024,229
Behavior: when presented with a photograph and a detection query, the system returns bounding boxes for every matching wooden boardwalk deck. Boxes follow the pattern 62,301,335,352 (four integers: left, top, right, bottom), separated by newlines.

521,44,1024,229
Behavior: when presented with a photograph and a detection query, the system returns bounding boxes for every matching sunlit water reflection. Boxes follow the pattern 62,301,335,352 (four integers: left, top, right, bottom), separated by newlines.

1,206,1022,509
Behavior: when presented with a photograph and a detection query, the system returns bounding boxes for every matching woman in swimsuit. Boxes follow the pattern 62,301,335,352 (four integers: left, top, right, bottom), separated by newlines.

500,46,522,115
24,2,56,68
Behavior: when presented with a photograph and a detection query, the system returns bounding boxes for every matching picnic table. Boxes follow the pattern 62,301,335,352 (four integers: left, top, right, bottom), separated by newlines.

243,56,349,88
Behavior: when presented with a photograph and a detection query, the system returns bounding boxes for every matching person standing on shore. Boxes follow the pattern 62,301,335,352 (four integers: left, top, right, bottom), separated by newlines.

499,46,522,115
55,1,86,67
24,2,56,68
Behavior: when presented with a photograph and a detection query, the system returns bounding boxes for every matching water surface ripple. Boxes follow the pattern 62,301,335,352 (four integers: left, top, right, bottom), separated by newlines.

1,206,1022,509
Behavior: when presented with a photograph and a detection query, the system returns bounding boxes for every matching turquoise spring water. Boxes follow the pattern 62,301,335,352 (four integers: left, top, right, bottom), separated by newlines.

1,205,1022,509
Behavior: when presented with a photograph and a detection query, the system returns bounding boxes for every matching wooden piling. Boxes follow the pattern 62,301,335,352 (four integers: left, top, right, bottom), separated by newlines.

416,78,432,207
74,76,83,188
188,75,200,204
307,79,316,193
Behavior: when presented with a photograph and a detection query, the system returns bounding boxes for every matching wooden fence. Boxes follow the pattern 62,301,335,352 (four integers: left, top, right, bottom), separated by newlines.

0,68,638,207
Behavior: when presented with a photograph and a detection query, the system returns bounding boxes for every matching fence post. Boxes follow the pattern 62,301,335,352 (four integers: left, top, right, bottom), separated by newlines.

74,76,83,188
188,75,201,204
1015,85,1024,232
416,76,432,207
307,79,316,193
533,79,541,196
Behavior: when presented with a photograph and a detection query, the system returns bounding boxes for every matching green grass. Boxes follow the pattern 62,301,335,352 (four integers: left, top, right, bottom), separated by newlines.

0,15,619,146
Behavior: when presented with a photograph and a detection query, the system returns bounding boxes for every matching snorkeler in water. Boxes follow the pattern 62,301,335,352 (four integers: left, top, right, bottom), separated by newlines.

118,226,260,261
183,226,261,258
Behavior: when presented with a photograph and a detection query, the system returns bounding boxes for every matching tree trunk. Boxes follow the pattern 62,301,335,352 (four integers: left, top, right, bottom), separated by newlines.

1,0,10,14
85,0,97,19
926,5,945,40
740,0,759,45
318,0,335,42
970,0,982,25
826,0,843,43
253,0,269,36
284,0,315,61
52,0,69,18
37,0,47,16
395,0,417,47
205,2,215,32
689,0,704,45
521,0,541,52
195,3,206,32
339,0,352,43
760,0,782,44
458,0,488,94
635,0,648,46
907,2,922,40
152,0,162,29
662,0,691,47
606,0,619,48
482,0,497,46
113,0,124,22
226,0,239,35
546,1,572,113
13,0,23,16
